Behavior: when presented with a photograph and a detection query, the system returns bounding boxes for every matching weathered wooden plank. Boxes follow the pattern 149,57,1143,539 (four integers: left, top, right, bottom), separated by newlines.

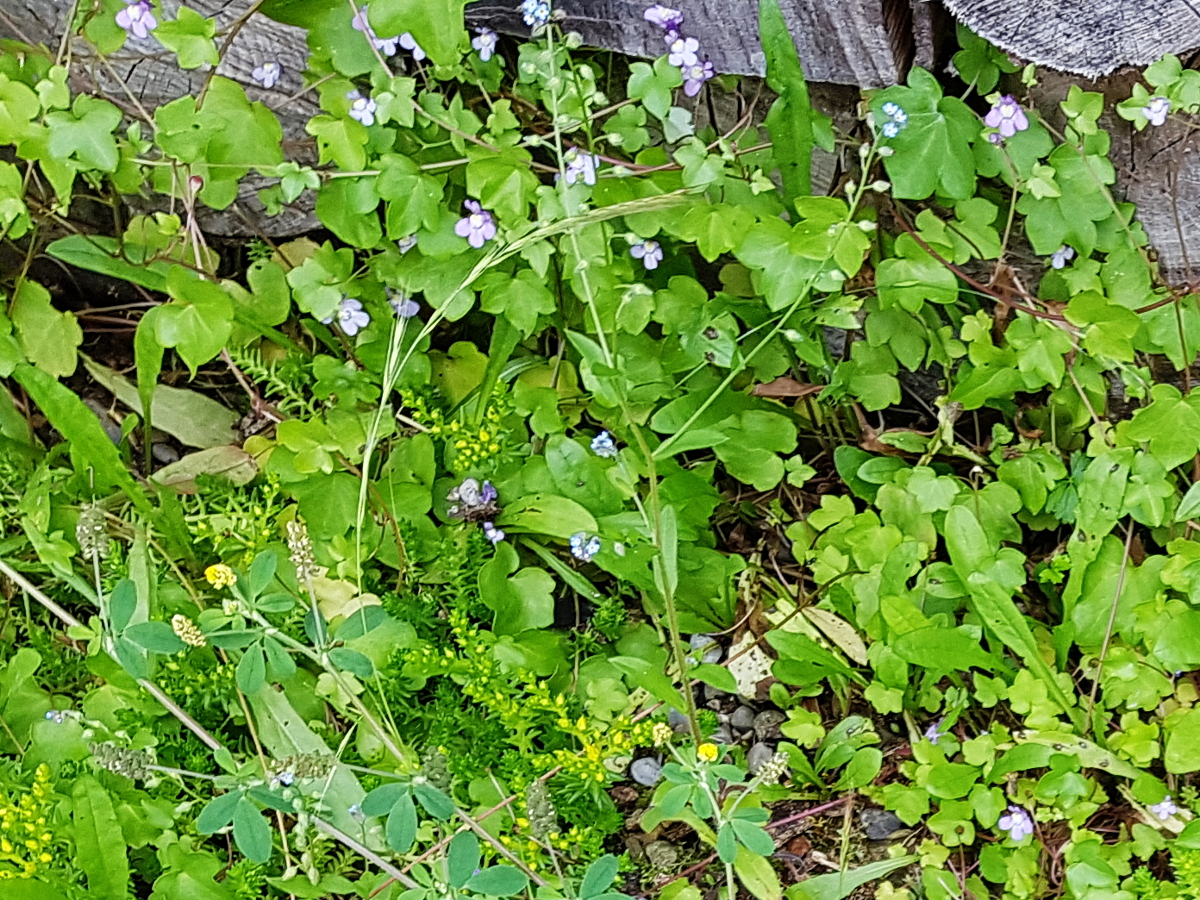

941,0,1200,78
467,0,906,86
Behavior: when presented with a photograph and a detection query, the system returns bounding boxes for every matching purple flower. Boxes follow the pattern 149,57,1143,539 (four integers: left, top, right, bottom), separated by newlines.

397,234,418,254
984,95,1029,139
347,90,377,126
116,0,157,40
480,481,499,504
521,0,551,28
682,60,714,97
923,718,948,743
667,35,700,68
251,61,282,89
563,148,600,186
1144,96,1171,127
644,4,683,32
483,522,506,545
388,290,420,318
591,431,617,458
1050,245,1075,269
630,239,663,270
322,297,371,336
351,5,399,55
472,28,498,62
455,200,497,248
399,32,426,61
998,805,1034,842
570,532,601,562
1150,796,1179,818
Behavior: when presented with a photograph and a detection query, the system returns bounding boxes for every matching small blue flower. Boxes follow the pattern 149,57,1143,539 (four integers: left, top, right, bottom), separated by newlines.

1050,245,1075,269
251,61,282,89
388,290,420,318
998,805,1034,841
1150,796,1179,818
483,522,505,544
631,239,663,270
472,28,498,62
480,481,498,504
322,296,371,336
878,101,907,139
276,771,296,787
923,718,947,743
591,431,617,458
349,803,366,823
562,148,600,186
521,0,551,28
570,532,601,562
346,90,378,127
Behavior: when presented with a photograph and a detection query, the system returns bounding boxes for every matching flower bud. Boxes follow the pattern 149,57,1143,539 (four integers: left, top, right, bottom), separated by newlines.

564,32,583,49
870,180,891,192
876,145,895,157
857,220,878,232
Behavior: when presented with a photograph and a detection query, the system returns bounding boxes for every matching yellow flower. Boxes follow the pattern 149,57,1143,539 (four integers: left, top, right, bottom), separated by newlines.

204,564,237,589
697,743,720,763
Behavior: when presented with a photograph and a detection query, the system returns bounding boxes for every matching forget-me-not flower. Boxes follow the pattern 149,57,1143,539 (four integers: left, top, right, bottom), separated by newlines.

455,200,497,248
521,0,551,28
591,431,618,458
879,101,908,138
570,532,601,562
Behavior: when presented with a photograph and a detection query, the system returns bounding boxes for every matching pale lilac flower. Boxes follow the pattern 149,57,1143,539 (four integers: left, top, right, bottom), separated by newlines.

351,5,399,55
397,234,418,254
399,32,425,61
1050,245,1075,269
682,60,714,97
388,290,420,318
923,718,948,743
480,481,499,504
483,522,506,545
322,297,371,336
473,28,498,61
984,95,1029,139
349,803,366,824
563,148,600,186
116,0,157,40
521,0,551,28
455,200,497,248
644,4,683,33
347,90,377,127
251,61,282,89
1150,796,1179,818
998,805,1034,841
570,532,601,562
1144,96,1171,127
591,431,617,458
630,239,663,270
667,35,700,68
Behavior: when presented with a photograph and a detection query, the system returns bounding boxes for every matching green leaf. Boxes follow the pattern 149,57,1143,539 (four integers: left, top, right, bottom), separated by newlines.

13,363,152,516
156,7,220,68
46,95,121,171
72,774,130,900
876,234,959,312
498,494,598,539
789,856,917,900
45,234,172,292
759,0,814,201
580,855,619,900
144,267,234,374
124,621,188,654
385,791,418,854
628,57,683,120
735,845,782,900
370,0,467,66
731,819,776,857
362,783,409,817
413,782,457,819
10,280,82,377
890,626,997,673
238,643,267,692
196,790,243,833
448,832,481,888
465,866,530,897
233,797,273,863
328,647,374,677
316,177,383,248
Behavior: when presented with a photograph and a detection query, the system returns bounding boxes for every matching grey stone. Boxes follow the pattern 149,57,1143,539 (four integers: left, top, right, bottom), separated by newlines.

152,443,180,464
730,706,756,732
668,708,690,734
710,725,734,745
753,710,787,742
687,633,723,665
629,757,663,787
746,741,775,775
860,808,905,841
644,840,679,870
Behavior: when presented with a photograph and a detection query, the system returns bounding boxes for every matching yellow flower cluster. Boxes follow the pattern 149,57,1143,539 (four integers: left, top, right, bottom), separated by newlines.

0,765,56,879
402,390,510,474
204,564,237,589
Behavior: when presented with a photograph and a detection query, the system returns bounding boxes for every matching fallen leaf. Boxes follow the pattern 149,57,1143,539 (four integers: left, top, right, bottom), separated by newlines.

726,633,773,700
152,445,257,492
751,377,824,399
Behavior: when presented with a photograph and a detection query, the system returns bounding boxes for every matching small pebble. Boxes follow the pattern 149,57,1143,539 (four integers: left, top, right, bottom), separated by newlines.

860,808,905,840
629,757,663,786
645,840,679,870
710,724,734,745
152,443,180,464
730,706,756,732
747,741,775,775
668,708,689,733
753,709,786,742
687,633,723,664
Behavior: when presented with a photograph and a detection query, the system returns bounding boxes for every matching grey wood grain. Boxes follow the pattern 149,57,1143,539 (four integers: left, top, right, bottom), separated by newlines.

941,0,1200,78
